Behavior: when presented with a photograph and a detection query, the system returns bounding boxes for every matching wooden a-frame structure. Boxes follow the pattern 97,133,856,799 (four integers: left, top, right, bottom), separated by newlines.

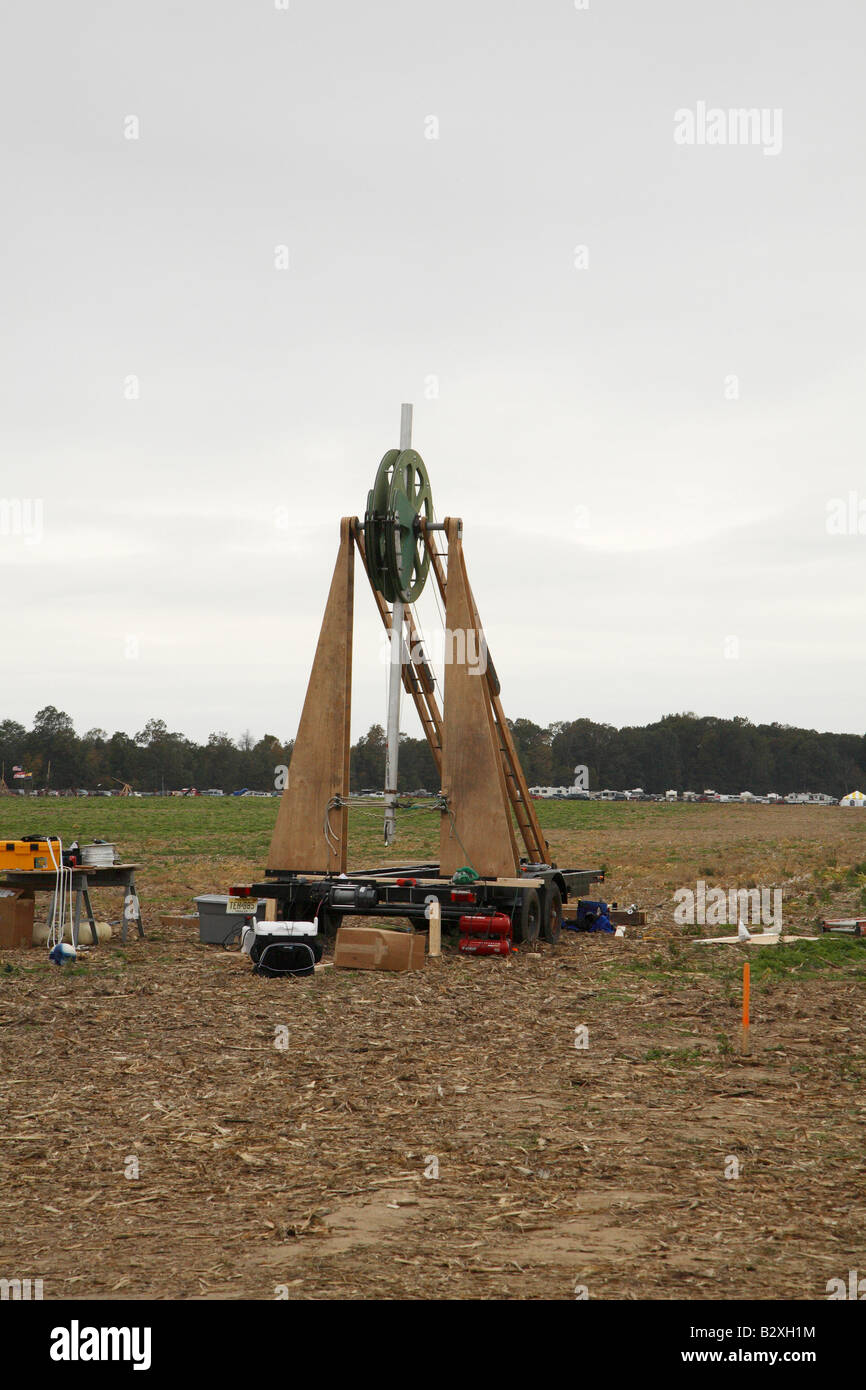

267,514,549,878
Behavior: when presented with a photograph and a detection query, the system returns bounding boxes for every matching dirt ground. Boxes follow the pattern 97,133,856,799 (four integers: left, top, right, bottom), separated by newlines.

1,803,864,1300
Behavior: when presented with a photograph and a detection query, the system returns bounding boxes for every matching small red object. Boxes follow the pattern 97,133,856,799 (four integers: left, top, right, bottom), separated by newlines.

396,878,417,887
458,912,511,937
450,889,476,903
458,911,513,957
459,936,511,956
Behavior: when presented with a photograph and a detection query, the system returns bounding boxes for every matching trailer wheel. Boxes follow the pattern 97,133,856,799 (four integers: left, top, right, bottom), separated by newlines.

542,884,563,944
514,887,540,945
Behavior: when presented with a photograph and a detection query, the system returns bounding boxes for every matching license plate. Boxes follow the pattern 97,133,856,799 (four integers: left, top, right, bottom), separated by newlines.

227,897,258,915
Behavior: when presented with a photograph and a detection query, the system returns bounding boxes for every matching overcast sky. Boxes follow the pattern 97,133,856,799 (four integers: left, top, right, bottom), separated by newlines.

1,1,864,746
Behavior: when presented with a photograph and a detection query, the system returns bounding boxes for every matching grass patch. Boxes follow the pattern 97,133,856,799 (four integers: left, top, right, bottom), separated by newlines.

744,936,865,981
643,1046,708,1066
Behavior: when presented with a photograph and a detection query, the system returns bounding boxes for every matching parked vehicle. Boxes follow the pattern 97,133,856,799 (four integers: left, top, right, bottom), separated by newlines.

785,791,837,805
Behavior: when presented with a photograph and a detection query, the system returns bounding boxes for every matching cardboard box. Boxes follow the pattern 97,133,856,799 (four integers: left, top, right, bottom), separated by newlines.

334,925,426,972
0,889,35,949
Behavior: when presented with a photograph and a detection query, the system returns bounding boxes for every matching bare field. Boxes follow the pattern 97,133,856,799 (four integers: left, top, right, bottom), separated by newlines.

1,801,864,1300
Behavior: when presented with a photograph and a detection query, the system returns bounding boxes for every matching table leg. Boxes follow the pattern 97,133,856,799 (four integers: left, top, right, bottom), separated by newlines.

72,887,83,951
128,874,145,939
82,888,99,945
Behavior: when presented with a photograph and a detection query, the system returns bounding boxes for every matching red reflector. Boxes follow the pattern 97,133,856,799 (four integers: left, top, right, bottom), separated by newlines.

230,885,251,897
396,878,417,887
450,889,476,903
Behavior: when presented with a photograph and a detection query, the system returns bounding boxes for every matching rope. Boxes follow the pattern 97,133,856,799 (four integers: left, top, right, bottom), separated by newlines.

437,794,478,878
320,800,435,820
317,794,478,876
45,837,72,951
407,598,444,709
80,842,116,868
323,796,344,855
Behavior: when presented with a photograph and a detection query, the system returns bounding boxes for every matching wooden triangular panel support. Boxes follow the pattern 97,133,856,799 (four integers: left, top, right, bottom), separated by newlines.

267,519,354,874
439,519,520,878
422,522,550,866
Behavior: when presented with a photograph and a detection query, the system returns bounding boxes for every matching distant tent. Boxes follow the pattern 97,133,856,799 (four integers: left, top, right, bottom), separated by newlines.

840,790,866,807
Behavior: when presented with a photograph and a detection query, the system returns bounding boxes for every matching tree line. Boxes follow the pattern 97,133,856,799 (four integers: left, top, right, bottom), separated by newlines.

1,707,864,797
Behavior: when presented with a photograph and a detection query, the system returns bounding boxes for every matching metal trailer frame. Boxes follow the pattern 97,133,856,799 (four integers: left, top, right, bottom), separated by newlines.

232,861,605,944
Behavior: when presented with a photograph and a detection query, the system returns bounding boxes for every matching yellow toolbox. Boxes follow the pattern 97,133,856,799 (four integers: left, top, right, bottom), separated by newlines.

0,838,62,873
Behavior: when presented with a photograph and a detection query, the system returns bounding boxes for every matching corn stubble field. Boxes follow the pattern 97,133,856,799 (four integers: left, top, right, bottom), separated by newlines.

1,799,864,1301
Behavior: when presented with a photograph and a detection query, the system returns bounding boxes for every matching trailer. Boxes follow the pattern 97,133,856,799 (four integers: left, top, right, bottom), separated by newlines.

231,861,605,946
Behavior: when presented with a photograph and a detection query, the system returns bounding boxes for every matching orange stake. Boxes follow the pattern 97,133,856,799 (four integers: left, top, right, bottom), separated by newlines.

742,962,750,1026
741,962,751,1053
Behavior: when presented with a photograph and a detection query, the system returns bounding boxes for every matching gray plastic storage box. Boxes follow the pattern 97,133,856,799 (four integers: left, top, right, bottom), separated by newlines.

194,894,265,945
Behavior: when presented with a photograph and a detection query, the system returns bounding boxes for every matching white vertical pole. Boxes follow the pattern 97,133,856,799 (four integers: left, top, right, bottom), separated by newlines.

383,403,414,845
384,403,412,846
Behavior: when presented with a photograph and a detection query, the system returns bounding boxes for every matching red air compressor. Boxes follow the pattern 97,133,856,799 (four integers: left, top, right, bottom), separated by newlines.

458,911,513,957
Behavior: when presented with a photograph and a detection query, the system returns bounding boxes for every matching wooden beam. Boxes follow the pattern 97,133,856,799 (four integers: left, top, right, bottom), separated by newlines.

427,899,441,957
267,519,354,873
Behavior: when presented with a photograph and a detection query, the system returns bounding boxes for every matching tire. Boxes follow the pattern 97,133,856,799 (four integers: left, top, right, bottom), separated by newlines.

542,884,563,944
513,887,540,945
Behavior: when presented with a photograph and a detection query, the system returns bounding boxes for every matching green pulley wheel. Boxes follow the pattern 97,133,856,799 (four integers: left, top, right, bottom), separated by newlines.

364,447,433,603
364,448,400,599
385,449,433,603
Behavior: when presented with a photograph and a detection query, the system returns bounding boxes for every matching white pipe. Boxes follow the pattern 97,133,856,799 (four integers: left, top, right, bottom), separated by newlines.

384,403,412,846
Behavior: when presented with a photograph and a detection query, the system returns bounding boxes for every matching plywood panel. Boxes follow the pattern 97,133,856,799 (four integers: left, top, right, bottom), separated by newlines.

438,520,519,878
267,520,354,873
